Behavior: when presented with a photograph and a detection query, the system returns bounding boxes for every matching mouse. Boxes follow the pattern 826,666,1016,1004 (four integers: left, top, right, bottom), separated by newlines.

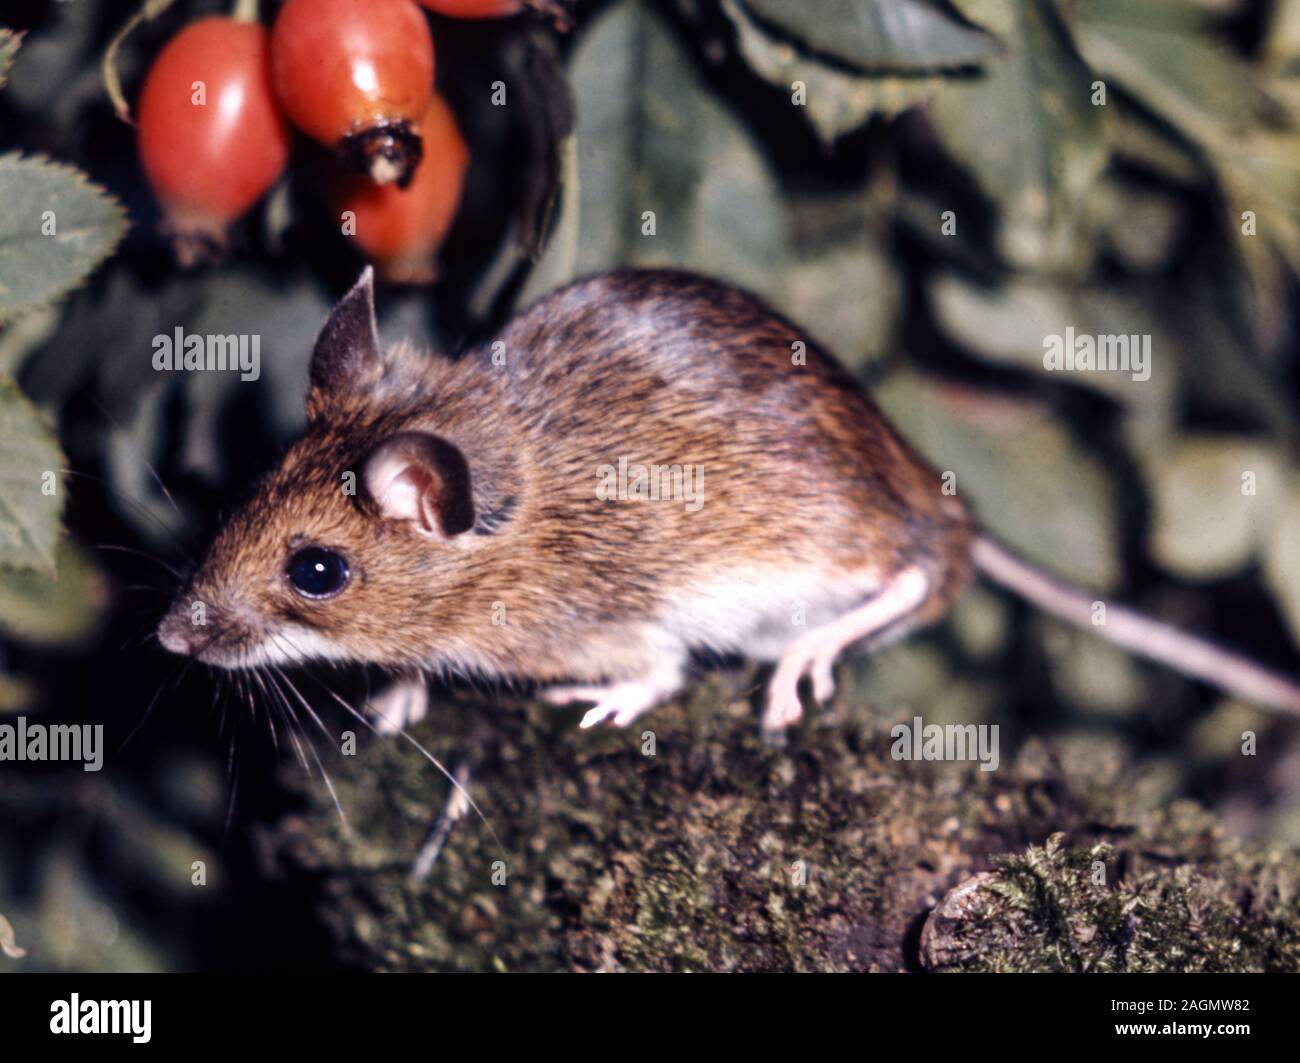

156,266,1300,738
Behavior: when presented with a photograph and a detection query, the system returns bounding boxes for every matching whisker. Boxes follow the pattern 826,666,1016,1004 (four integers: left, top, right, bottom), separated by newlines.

265,670,310,767
410,761,471,881
223,746,241,846
261,628,501,851
267,666,350,830
223,676,239,778
119,659,190,753
63,469,196,565
74,388,188,523
215,670,243,848
94,542,185,581
248,668,282,756
264,671,311,773
300,666,504,857
120,618,166,653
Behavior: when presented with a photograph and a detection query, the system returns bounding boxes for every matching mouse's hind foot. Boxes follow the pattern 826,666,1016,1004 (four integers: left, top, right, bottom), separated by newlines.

761,566,931,738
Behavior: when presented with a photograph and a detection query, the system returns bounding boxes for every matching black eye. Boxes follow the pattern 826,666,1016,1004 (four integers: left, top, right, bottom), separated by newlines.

287,547,350,599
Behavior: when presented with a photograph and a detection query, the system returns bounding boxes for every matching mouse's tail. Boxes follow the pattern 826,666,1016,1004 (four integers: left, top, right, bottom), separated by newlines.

971,534,1300,718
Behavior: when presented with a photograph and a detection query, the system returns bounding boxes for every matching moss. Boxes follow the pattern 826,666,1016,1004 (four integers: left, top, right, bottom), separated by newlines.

265,676,1300,971
922,813,1300,972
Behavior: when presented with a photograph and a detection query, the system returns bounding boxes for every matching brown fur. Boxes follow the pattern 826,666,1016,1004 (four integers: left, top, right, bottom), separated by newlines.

160,269,974,686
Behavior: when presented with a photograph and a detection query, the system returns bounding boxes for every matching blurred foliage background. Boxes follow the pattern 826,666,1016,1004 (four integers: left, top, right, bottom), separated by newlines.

1,0,1300,971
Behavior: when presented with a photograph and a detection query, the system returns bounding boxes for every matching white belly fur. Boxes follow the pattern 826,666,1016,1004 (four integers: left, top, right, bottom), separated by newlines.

659,565,887,661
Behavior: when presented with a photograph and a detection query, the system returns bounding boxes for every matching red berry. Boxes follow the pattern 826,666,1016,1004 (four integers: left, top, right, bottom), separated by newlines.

136,18,291,265
271,0,435,188
417,0,525,17
334,94,468,284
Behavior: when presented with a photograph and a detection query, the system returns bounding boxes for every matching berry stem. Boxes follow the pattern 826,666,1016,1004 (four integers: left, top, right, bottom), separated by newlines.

231,0,260,23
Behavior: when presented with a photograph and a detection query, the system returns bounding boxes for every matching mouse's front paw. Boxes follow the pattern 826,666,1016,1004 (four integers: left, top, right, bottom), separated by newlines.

543,659,685,731
366,675,429,735
542,681,661,729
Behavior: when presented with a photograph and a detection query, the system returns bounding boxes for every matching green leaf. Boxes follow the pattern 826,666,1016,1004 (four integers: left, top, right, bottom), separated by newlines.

930,0,1108,272
0,27,21,89
743,0,1000,72
1105,104,1203,185
1164,268,1294,439
0,539,105,646
526,0,903,357
1034,614,1148,715
927,271,1177,412
0,671,35,713
0,153,128,322
1139,435,1280,580
0,373,64,574
525,0,786,305
1263,480,1300,646
876,367,1120,587
783,191,900,369
0,303,57,377
1065,0,1280,146
721,0,949,146
1065,0,1300,291
1267,0,1300,71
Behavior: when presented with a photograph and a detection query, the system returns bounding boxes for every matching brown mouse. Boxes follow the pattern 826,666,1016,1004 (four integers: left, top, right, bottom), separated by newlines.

156,267,1300,736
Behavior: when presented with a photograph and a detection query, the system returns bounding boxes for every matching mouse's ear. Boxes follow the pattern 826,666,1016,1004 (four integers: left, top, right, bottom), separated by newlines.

308,267,381,417
362,432,475,539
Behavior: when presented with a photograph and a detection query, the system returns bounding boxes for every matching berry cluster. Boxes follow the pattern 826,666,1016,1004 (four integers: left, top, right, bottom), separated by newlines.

135,0,517,278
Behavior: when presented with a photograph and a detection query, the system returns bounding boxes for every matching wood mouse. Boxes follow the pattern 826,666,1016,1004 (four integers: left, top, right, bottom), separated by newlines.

156,267,1300,737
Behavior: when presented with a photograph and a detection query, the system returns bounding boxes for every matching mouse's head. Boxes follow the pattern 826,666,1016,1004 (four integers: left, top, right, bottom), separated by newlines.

156,269,511,671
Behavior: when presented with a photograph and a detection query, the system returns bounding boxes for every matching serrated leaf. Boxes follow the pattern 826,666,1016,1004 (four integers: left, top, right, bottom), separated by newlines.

0,374,64,574
0,27,21,89
930,0,1108,272
722,0,947,146
0,539,105,646
744,0,1000,73
0,303,57,377
0,153,128,322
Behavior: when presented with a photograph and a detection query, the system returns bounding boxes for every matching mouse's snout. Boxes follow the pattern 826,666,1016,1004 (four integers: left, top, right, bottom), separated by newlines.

157,608,196,657
154,593,323,670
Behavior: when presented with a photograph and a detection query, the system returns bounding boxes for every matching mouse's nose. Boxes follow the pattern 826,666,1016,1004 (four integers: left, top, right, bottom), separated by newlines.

157,612,194,656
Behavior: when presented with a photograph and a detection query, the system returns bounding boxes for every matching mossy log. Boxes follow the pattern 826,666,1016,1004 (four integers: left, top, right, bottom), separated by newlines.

265,676,1300,972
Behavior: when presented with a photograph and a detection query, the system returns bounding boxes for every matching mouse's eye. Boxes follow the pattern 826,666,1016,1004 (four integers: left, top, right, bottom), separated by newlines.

286,547,350,599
